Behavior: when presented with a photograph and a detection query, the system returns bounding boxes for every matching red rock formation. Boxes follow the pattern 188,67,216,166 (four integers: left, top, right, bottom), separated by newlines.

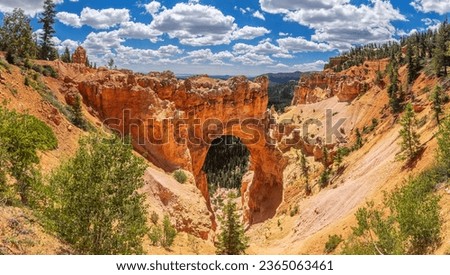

291,72,367,105
74,70,287,225
72,46,87,65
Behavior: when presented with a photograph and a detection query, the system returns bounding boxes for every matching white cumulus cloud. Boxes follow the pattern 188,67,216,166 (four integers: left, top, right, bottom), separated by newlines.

149,3,268,46
56,7,130,29
117,22,162,42
277,37,334,52
232,26,270,40
411,0,450,15
260,0,405,50
0,0,63,16
144,1,162,16
252,10,265,20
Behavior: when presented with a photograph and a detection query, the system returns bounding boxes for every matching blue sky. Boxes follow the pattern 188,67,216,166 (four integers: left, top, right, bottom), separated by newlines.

0,0,449,76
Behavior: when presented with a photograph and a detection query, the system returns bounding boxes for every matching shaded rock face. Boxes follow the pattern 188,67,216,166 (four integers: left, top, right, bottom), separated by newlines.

292,72,365,105
75,71,287,224
72,46,87,65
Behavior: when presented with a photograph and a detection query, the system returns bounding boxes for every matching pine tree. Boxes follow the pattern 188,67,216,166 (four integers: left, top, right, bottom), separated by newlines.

298,150,311,194
0,8,37,61
387,61,402,113
71,94,86,130
431,85,443,125
38,0,57,60
398,103,421,161
406,42,417,84
432,20,449,76
437,116,450,175
108,58,115,69
354,128,363,150
216,198,249,255
46,135,148,254
61,46,71,63
161,215,177,248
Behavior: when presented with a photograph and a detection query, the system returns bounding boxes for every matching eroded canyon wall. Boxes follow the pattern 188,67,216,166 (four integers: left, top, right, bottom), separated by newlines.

68,70,287,224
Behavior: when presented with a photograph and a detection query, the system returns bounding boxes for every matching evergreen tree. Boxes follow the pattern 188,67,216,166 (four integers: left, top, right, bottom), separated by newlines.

298,150,310,194
0,8,37,61
38,0,57,60
108,58,115,69
406,42,417,84
61,46,71,63
387,61,402,113
216,198,249,255
46,135,148,254
431,85,443,125
71,94,87,130
437,116,450,175
161,215,177,248
354,128,363,150
432,20,449,76
398,103,421,161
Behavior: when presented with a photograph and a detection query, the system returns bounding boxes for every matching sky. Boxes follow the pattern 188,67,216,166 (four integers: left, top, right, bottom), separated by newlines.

0,0,449,76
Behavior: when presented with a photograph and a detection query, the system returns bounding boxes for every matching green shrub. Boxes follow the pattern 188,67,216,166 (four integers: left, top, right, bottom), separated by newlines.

437,116,450,175
0,58,11,73
161,215,177,248
42,65,58,78
149,226,162,246
150,211,159,225
44,135,148,254
148,215,177,248
173,169,187,184
31,64,43,73
0,106,57,204
325,234,343,253
319,168,331,188
289,205,299,217
342,170,441,255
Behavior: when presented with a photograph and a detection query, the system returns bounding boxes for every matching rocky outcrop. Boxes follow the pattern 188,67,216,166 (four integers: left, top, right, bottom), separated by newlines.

71,70,287,225
72,46,87,65
142,167,214,240
291,72,367,105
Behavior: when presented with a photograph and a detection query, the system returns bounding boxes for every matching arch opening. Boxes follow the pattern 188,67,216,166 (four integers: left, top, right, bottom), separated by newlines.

202,135,250,197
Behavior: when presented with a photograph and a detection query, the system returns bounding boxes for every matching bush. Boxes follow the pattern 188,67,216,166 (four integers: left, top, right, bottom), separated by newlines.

161,215,177,248
319,168,331,188
437,116,450,175
342,170,441,255
173,169,187,184
44,135,148,254
150,211,159,225
0,106,57,204
290,205,299,217
148,215,177,248
42,65,58,78
149,226,162,246
325,235,343,253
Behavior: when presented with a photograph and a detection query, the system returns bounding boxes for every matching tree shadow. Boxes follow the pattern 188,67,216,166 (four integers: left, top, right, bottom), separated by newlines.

402,146,427,170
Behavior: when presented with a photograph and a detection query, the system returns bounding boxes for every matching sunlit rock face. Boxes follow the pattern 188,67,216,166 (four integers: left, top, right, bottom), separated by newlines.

75,70,287,225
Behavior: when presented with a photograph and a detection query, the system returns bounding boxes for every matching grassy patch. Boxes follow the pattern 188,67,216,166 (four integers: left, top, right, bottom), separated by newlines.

325,234,343,253
173,169,188,184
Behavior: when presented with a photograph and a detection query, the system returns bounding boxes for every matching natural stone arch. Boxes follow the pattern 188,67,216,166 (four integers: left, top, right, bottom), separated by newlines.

77,72,287,224
190,119,286,224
